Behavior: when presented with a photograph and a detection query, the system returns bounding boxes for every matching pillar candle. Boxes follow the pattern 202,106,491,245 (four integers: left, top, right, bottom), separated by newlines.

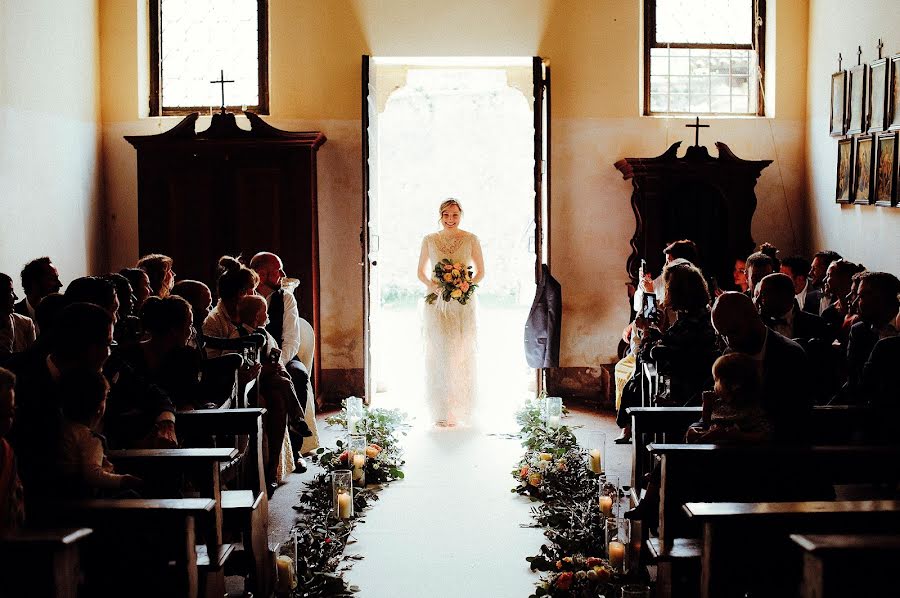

599,495,613,517
588,449,603,474
275,554,296,594
547,415,561,429
352,454,366,482
338,492,353,519
348,416,361,434
608,541,625,570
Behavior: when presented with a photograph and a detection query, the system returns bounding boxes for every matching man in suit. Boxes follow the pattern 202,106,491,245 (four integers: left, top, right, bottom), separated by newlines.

809,250,843,314
249,252,317,461
863,336,900,408
757,273,830,342
712,292,811,442
744,251,775,299
781,256,821,314
843,272,900,400
15,257,62,329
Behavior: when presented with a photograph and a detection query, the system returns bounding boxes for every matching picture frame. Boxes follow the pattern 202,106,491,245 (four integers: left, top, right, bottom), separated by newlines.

873,132,897,206
868,58,889,132
852,135,874,205
836,137,854,204
848,64,869,135
830,71,847,136
890,54,900,131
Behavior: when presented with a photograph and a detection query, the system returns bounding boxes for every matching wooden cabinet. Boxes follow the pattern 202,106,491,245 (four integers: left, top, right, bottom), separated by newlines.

126,112,326,386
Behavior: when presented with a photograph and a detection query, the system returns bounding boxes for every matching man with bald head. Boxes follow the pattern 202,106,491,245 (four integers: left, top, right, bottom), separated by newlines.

250,252,318,456
757,273,829,343
712,292,811,441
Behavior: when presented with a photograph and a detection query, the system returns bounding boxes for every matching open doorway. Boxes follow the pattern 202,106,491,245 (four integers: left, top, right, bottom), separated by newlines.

364,57,543,423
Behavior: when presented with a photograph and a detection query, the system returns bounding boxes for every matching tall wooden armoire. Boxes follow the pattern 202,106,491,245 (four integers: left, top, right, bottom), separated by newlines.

126,112,327,388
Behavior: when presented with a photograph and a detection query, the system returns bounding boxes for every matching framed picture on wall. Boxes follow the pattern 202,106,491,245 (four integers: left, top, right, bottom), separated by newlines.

852,135,874,204
869,58,889,132
890,54,900,131
873,132,897,206
836,137,854,203
848,64,869,134
831,71,847,136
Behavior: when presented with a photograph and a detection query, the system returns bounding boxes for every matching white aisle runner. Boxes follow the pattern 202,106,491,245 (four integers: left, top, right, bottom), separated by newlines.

343,421,545,598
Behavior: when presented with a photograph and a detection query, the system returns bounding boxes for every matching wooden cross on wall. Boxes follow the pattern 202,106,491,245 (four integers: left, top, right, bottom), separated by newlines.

210,69,235,114
685,116,710,147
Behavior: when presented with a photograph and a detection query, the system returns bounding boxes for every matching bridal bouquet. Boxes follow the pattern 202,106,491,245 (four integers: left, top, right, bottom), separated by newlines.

425,259,477,305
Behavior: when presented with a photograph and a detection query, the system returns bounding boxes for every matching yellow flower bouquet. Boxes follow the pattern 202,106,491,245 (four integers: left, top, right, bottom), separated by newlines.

425,258,477,305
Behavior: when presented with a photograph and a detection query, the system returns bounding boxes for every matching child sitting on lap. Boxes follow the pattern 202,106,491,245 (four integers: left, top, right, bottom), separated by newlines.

59,369,143,497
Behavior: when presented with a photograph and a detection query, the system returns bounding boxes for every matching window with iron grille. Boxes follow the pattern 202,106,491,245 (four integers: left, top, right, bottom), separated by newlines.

644,0,765,116
149,0,269,116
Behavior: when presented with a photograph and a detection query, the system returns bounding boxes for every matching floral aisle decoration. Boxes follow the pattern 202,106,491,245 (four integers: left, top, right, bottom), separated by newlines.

286,402,408,597
425,258,477,304
511,397,630,597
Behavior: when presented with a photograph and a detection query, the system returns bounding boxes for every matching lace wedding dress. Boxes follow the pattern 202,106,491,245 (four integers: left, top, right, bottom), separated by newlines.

421,231,481,426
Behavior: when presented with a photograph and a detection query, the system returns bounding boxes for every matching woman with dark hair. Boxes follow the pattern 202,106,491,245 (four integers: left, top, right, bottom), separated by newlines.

615,259,719,442
203,256,307,493
115,296,203,411
136,254,175,299
120,268,152,311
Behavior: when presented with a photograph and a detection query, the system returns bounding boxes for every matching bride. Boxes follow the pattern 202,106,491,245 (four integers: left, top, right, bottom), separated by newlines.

417,199,485,427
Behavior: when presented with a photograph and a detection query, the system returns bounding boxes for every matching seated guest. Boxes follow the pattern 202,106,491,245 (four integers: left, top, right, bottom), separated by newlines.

15,257,63,332
809,249,843,296
115,296,203,411
781,256,821,314
65,276,120,324
615,260,718,442
843,272,900,400
136,254,175,299
6,303,114,500
203,256,259,355
1,273,36,363
711,292,811,442
170,279,212,346
30,293,68,357
732,257,750,293
120,267,152,312
58,369,143,498
863,336,900,408
0,368,25,531
758,242,780,271
744,250,776,299
821,260,866,342
104,273,142,347
632,239,698,315
687,353,772,444
236,294,310,483
757,273,830,343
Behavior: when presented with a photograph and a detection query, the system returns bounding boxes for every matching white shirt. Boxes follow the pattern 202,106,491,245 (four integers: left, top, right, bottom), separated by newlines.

795,279,809,312
633,273,666,313
202,301,240,359
262,287,301,366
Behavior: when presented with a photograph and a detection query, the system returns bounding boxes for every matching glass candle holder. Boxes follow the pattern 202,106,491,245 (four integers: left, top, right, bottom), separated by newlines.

598,476,616,518
605,517,630,573
586,431,606,475
620,585,651,598
346,396,365,435
348,434,367,486
544,396,563,430
332,470,354,520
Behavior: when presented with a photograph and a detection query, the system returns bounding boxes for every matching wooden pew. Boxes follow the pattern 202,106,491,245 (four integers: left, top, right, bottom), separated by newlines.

789,533,900,598
51,498,218,598
646,443,900,598
685,501,900,598
0,527,93,598
627,406,701,499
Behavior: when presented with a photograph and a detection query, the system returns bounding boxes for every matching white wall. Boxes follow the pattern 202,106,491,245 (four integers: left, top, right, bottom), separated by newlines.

0,1,103,291
806,0,900,272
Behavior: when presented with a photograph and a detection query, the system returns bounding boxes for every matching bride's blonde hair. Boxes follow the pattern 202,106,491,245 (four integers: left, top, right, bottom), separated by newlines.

438,198,463,223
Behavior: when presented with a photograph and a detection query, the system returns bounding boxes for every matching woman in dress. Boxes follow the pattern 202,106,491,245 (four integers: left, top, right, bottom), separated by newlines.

417,199,485,427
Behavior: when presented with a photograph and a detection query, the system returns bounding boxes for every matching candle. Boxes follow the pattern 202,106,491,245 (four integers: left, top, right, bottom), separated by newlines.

337,491,353,519
539,452,553,461
547,415,561,429
588,449,603,474
608,540,625,570
275,554,296,593
352,454,366,482
599,495,613,517
348,415,361,434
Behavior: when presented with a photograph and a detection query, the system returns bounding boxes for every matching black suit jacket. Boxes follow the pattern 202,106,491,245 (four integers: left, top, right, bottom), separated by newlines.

524,264,561,369
756,329,811,442
863,336,900,407
791,305,830,343
801,288,822,314
845,321,881,393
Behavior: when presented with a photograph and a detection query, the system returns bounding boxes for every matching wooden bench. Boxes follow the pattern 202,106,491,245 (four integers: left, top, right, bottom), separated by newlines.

646,443,900,598
0,527,93,598
789,533,900,598
685,501,900,598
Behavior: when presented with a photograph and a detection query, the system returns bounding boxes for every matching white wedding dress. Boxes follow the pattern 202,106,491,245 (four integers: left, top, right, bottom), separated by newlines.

421,231,481,426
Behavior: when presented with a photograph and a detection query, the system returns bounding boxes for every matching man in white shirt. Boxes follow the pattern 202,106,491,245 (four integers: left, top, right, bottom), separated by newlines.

781,256,821,314
250,252,318,456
